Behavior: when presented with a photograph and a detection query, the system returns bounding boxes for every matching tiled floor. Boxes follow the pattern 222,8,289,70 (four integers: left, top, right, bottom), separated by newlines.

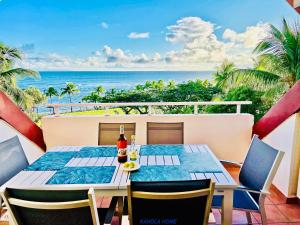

1,166,300,225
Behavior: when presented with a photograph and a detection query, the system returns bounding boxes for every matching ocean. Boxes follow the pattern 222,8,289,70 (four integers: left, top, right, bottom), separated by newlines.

18,71,213,105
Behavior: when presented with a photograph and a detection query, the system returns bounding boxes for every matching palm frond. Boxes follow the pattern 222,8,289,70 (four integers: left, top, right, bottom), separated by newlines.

228,69,281,90
1,68,39,80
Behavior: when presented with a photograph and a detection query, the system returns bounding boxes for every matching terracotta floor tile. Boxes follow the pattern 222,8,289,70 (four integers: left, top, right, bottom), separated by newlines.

231,210,258,224
96,196,104,208
252,204,289,223
269,186,287,205
212,209,222,224
100,197,112,208
277,204,300,222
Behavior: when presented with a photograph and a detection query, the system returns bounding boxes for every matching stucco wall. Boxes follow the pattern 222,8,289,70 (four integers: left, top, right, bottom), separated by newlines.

0,119,44,163
42,113,254,162
263,113,300,198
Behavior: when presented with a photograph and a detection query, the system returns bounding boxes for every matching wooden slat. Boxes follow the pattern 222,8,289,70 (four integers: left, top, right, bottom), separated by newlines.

20,172,44,185
86,158,98,166
77,158,90,166
184,145,192,153
103,157,115,166
119,172,129,187
190,173,197,180
171,155,180,165
205,173,218,183
196,145,207,153
31,171,56,185
163,156,173,165
95,157,106,166
148,156,156,165
155,155,164,165
214,173,229,184
190,145,200,153
112,157,119,166
195,173,206,180
7,171,34,186
68,158,81,167
65,158,76,167
140,156,148,166
113,166,124,186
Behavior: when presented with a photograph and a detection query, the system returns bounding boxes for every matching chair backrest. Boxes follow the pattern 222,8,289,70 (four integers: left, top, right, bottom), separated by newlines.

0,136,29,186
2,188,100,225
99,123,136,145
127,179,214,225
147,122,184,144
239,135,284,193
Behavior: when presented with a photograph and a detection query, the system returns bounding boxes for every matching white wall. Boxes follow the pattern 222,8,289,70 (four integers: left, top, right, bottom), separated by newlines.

0,119,44,163
263,113,300,198
42,113,254,162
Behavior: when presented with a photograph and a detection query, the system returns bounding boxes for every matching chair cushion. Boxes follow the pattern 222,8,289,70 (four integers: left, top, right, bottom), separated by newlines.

0,136,29,186
212,190,259,211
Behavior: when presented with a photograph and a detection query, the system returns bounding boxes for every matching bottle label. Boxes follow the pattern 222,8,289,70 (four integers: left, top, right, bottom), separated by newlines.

118,148,127,156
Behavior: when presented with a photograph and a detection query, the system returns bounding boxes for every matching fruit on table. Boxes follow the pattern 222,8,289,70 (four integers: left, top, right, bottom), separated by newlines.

124,162,135,169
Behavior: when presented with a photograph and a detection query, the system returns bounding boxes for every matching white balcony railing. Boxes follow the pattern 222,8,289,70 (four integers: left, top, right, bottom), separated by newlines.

47,101,252,115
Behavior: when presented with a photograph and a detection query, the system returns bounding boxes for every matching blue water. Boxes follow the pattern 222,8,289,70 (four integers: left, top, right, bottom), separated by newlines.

18,71,213,105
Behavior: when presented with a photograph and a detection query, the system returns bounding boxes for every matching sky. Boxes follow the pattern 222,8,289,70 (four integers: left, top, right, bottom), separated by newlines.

0,0,299,71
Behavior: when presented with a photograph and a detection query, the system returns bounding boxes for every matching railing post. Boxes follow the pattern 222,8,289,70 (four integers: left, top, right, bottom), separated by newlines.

53,106,59,115
194,104,198,114
236,104,241,114
104,107,109,116
148,105,152,115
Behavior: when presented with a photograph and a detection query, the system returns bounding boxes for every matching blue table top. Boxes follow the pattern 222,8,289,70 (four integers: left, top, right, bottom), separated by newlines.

25,145,222,184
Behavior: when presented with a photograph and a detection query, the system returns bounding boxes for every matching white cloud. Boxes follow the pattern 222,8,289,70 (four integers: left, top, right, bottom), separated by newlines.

100,22,109,29
128,32,150,39
18,17,270,71
163,17,269,68
223,22,269,48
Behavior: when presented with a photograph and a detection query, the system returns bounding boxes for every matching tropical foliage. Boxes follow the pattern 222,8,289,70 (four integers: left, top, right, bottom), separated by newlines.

44,86,59,104
61,82,80,112
223,19,300,99
0,43,41,110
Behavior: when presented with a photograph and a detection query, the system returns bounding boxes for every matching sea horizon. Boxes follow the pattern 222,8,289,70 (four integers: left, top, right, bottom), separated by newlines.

18,71,214,111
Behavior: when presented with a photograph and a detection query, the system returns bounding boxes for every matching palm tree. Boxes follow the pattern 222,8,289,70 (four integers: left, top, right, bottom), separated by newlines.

225,19,300,95
60,82,80,112
44,86,59,104
95,86,105,96
212,60,237,90
0,43,39,109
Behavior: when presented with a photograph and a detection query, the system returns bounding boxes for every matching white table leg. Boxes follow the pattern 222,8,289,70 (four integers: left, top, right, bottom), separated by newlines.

221,189,233,225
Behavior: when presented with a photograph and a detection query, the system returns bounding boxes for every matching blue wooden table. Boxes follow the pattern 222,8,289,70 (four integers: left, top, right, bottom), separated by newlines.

1,144,237,225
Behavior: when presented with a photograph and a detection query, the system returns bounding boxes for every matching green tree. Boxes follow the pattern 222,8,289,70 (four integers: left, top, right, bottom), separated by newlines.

225,19,300,96
0,43,39,109
23,86,47,112
60,82,80,112
95,86,105,96
212,60,237,90
205,86,272,122
44,86,59,104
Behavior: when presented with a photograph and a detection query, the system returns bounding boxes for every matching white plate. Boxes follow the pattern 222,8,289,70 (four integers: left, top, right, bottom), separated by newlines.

121,162,140,172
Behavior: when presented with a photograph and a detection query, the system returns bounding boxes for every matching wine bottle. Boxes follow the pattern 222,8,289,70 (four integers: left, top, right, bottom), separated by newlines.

117,125,128,163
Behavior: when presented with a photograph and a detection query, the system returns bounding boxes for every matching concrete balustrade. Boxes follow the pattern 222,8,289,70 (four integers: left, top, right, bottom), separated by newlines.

42,113,254,162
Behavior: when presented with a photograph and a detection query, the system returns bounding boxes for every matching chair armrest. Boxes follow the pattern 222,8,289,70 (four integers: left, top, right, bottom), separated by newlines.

237,185,270,195
220,160,242,167
103,197,119,225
